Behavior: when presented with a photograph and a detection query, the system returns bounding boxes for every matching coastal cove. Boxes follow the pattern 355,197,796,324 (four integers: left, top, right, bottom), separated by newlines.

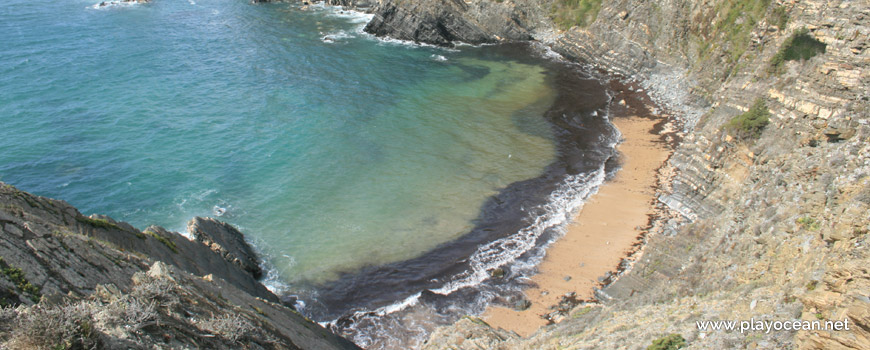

2,0,866,348
1,0,633,348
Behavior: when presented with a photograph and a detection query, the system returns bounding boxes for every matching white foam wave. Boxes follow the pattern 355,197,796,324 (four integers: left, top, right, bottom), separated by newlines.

431,168,607,295
321,30,354,43
90,0,144,9
173,224,194,240
212,205,226,217
539,44,565,61
259,253,296,296
366,35,462,52
308,2,374,34
325,161,614,333
431,54,448,62
326,291,423,327
324,7,374,24
308,1,466,52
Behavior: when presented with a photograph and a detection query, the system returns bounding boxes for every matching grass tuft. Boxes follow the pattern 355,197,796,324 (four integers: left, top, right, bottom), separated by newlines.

572,306,593,318
551,0,602,30
144,230,178,254
75,215,122,231
770,5,788,29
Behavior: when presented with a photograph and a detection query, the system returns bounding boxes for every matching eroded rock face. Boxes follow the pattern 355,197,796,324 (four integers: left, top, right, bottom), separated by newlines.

188,217,263,279
362,0,545,46
364,0,496,46
0,184,360,349
356,0,869,348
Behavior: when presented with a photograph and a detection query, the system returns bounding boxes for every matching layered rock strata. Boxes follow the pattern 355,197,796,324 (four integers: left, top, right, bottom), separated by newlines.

338,0,870,348
0,183,360,350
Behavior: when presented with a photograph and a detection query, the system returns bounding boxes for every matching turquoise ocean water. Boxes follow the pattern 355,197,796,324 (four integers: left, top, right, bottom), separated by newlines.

1,0,556,281
0,0,617,347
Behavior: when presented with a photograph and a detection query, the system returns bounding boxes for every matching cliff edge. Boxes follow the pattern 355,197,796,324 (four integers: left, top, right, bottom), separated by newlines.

347,0,869,348
0,183,360,350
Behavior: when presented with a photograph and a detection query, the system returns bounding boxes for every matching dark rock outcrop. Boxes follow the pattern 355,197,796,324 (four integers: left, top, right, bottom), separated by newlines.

188,217,263,279
364,0,498,46
0,183,360,349
362,0,545,46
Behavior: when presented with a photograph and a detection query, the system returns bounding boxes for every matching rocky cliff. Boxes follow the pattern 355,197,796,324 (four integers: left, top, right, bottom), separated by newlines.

0,183,360,349
343,0,869,348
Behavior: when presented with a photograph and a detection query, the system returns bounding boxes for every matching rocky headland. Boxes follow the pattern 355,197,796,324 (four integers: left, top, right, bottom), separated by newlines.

0,183,360,349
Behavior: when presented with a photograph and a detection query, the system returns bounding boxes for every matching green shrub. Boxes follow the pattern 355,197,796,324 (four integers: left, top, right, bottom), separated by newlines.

75,215,122,230
796,217,821,231
551,0,603,30
770,28,826,73
0,257,41,303
648,333,686,350
726,99,771,140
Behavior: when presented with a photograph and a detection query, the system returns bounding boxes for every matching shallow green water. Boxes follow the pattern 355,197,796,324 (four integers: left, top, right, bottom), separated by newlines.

0,0,557,285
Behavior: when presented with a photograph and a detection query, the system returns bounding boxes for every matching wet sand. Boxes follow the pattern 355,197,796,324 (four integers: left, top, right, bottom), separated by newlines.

482,115,671,336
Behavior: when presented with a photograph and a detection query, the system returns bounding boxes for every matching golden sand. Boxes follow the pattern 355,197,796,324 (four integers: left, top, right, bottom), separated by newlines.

482,115,671,336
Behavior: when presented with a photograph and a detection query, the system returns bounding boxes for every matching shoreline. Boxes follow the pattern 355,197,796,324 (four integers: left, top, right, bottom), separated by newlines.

482,112,672,337
309,45,619,324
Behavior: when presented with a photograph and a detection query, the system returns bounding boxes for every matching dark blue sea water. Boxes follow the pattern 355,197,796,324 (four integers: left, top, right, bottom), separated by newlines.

0,0,619,347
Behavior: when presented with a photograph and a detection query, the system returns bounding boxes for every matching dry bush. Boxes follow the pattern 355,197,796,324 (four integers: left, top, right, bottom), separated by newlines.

198,313,255,343
130,274,180,308
5,302,101,350
101,297,157,331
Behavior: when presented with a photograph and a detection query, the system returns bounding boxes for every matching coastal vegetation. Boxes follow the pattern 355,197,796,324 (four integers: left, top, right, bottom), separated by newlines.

4,302,101,349
725,98,771,140
769,28,827,74
572,306,593,318
144,229,179,253
0,257,42,304
75,215,123,231
696,0,773,65
797,216,821,231
551,0,602,30
770,5,789,29
647,333,686,350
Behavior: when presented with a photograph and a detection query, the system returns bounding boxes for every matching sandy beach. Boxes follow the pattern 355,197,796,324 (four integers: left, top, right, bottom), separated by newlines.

482,115,671,336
